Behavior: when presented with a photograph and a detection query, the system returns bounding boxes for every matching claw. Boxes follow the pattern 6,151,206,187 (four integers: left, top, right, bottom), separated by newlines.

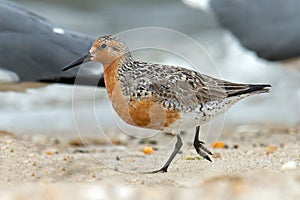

196,147,213,162
193,126,213,162
199,142,213,155
149,167,168,173
203,154,212,162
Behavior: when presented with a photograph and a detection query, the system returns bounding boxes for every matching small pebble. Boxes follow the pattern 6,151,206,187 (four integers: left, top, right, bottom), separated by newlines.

112,139,122,145
68,138,85,146
266,145,277,155
143,146,154,154
212,152,221,159
125,158,134,163
139,139,157,145
28,153,36,158
73,149,89,154
186,156,201,160
46,151,53,155
5,140,12,144
281,161,297,171
45,148,58,155
212,141,227,149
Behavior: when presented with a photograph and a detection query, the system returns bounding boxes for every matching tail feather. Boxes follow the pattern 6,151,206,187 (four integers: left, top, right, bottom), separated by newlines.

227,84,271,97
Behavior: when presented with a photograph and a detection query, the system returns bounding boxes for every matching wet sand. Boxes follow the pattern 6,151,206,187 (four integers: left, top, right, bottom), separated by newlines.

0,124,300,199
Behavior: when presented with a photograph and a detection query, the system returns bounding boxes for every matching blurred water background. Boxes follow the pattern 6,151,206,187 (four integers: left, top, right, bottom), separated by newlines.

0,0,299,135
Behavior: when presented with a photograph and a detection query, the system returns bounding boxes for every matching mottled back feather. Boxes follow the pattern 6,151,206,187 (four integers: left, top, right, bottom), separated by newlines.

117,60,269,111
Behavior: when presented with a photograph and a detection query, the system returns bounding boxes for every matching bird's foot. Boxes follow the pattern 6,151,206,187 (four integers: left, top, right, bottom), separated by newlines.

142,166,169,174
150,166,168,173
194,140,213,162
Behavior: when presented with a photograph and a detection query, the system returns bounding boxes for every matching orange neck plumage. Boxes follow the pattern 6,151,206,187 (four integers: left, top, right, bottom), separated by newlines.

103,57,122,99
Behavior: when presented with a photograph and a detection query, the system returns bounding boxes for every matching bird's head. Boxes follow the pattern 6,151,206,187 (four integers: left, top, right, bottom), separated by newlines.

90,35,129,66
62,35,129,71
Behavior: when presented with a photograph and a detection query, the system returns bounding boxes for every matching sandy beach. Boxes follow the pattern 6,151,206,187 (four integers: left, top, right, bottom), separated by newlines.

1,123,299,199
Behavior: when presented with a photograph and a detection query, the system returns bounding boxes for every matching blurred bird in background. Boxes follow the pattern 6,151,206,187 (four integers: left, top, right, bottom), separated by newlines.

183,0,300,63
0,0,104,92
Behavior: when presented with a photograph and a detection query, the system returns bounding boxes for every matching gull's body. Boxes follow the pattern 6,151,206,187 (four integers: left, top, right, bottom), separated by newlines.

0,0,105,91
184,0,300,61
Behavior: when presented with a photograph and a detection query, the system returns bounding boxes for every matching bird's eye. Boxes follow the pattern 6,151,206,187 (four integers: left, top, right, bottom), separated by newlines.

100,44,107,48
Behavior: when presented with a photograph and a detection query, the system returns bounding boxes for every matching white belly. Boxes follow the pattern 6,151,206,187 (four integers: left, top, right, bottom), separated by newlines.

162,96,244,134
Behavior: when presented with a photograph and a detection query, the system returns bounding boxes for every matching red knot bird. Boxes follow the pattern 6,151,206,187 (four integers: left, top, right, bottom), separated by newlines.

63,35,271,173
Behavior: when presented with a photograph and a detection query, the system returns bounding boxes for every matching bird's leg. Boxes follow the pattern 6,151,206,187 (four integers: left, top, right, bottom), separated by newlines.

193,126,213,162
150,134,183,173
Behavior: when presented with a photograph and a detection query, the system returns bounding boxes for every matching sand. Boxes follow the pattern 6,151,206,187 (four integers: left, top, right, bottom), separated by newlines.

1,124,300,200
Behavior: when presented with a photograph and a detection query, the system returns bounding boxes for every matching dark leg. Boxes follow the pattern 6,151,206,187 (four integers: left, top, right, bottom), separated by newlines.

193,126,213,162
150,134,183,173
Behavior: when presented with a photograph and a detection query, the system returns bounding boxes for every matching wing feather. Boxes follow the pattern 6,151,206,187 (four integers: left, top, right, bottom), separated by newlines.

128,62,269,109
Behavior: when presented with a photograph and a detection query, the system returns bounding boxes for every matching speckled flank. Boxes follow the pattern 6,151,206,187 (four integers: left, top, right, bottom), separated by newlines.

90,35,270,133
